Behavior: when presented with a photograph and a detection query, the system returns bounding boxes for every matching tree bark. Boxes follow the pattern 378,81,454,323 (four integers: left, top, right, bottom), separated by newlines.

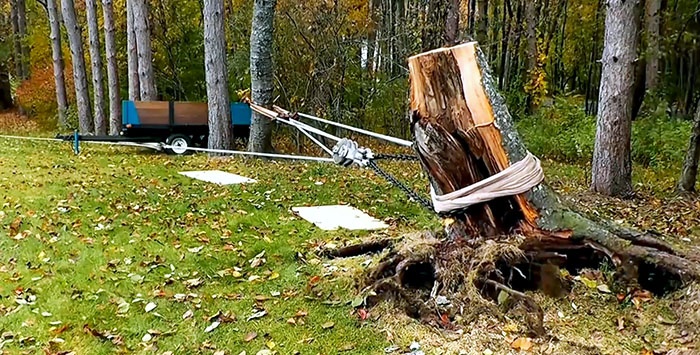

126,0,140,101
679,105,700,192
47,0,69,128
591,0,639,197
476,0,488,49
204,0,233,151
61,0,94,133
0,65,12,109
86,0,107,135
445,0,461,45
102,0,121,135
524,0,538,112
16,0,29,79
131,0,157,101
10,0,22,80
248,0,277,153
644,0,661,92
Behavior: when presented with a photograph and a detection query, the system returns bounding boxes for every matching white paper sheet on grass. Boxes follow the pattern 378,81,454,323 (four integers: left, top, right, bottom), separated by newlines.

179,170,257,185
291,205,389,231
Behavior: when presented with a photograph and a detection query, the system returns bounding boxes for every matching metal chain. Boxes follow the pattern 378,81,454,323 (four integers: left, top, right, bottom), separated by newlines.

367,156,476,218
372,153,420,162
367,160,434,213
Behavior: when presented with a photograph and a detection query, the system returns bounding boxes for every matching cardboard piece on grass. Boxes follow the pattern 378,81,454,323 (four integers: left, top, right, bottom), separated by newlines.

179,170,257,185
291,205,389,231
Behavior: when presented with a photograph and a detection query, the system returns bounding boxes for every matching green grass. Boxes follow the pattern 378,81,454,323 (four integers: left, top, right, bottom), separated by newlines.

0,136,438,354
1,120,699,355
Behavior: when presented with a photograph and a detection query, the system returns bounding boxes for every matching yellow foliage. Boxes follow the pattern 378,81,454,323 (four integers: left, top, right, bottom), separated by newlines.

524,40,549,107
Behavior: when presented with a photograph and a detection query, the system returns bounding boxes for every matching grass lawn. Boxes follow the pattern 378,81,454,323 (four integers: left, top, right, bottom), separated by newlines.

1,113,699,354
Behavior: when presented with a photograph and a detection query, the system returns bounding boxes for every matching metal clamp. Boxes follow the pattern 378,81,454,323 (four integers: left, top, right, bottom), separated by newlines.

332,138,374,167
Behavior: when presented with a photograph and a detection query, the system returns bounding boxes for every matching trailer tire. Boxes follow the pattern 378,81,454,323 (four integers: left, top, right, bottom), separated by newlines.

165,134,192,155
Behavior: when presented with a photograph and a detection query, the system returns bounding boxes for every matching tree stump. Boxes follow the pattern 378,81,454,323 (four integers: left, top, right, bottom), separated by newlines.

342,42,700,334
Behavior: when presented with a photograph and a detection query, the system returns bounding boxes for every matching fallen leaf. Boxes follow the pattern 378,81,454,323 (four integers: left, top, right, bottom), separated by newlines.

188,246,204,253
247,310,267,321
579,276,597,289
321,321,335,329
244,332,258,342
145,302,157,312
511,337,533,352
357,308,369,321
182,309,193,319
351,295,364,308
204,321,220,333
184,278,204,289
497,290,509,305
597,284,611,293
339,343,355,351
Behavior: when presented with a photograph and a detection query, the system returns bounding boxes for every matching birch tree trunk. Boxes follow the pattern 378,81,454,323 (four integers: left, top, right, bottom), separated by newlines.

644,0,661,91
679,105,700,192
102,0,121,135
204,0,233,151
131,0,157,101
10,0,22,80
248,0,277,153
61,0,94,133
47,0,69,128
17,0,29,79
591,0,639,197
86,0,107,135
126,0,140,101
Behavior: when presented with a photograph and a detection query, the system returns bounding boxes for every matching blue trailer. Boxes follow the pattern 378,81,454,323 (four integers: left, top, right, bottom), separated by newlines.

62,101,252,155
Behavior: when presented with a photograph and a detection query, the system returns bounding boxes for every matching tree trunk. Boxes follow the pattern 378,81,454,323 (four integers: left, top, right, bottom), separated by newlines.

47,0,69,128
131,0,157,101
445,0,461,45
352,42,700,332
679,105,700,192
591,0,639,197
10,0,22,80
0,65,12,109
102,0,121,135
248,0,277,153
16,0,29,79
204,0,233,152
86,0,107,135
644,0,661,92
421,0,449,51
126,0,140,101
61,0,94,133
476,0,488,49
524,0,538,112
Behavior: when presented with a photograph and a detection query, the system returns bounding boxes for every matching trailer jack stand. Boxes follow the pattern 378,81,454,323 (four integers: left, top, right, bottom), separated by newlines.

73,130,80,155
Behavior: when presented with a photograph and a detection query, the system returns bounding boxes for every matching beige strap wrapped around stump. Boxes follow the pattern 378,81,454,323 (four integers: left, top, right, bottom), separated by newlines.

430,152,544,213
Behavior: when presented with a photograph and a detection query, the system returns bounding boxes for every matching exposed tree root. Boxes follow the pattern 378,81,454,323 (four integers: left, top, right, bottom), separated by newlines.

334,213,700,335
325,238,393,258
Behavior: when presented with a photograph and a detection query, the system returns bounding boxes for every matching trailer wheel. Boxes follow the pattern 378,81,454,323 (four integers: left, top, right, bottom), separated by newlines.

166,134,192,155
